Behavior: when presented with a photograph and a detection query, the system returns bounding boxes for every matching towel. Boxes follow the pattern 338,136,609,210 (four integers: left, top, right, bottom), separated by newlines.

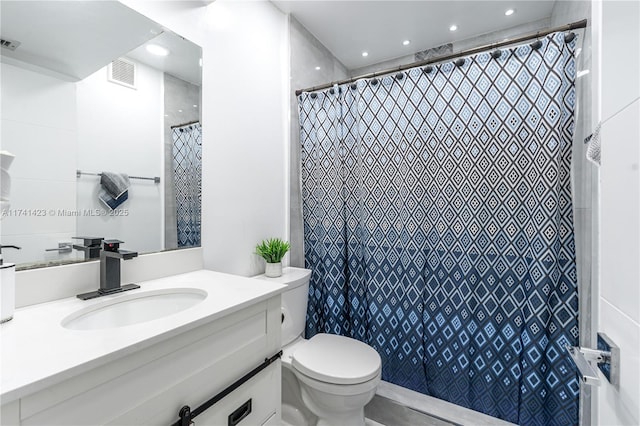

100,172,130,199
99,188,128,210
585,122,601,166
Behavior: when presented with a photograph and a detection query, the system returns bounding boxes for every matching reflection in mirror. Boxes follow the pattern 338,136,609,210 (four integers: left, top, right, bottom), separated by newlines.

0,1,202,269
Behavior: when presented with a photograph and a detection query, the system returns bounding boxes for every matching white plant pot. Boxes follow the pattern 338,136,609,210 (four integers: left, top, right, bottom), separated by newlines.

265,262,282,278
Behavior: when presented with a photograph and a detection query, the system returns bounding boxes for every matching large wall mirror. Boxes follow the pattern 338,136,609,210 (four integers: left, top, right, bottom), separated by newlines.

0,1,202,269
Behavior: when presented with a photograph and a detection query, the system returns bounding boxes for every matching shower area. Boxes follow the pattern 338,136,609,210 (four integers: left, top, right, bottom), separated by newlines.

288,2,595,426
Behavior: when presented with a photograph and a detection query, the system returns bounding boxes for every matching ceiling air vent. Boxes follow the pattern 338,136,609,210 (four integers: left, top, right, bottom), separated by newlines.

108,58,136,89
0,38,21,51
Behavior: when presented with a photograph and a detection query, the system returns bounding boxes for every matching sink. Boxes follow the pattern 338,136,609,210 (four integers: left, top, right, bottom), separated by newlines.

62,288,207,330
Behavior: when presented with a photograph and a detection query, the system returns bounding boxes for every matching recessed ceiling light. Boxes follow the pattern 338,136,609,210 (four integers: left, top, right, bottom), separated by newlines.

505,9,515,16
146,44,170,56
362,51,369,57
403,40,411,46
178,109,183,113
315,66,321,70
193,104,198,108
449,25,458,32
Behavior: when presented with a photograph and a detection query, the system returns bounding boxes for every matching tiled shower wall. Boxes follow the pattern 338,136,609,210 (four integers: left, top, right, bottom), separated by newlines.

289,16,348,267
597,0,640,424
549,1,596,424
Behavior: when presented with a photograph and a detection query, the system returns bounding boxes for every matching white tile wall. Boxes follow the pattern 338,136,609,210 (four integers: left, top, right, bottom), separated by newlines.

600,100,640,324
0,63,76,130
2,179,76,236
598,0,640,423
600,0,640,123
1,62,78,265
598,299,640,426
0,120,77,181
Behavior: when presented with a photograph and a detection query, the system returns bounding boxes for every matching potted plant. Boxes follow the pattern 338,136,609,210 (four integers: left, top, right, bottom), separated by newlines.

256,238,290,278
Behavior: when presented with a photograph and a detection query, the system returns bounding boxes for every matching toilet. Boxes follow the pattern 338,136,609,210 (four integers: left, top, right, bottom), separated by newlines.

255,267,381,426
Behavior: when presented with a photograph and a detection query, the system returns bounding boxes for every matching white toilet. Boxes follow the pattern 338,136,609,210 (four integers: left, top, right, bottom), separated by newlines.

255,267,381,426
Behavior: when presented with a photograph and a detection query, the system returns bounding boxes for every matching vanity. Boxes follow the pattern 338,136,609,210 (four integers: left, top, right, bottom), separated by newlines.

0,270,285,425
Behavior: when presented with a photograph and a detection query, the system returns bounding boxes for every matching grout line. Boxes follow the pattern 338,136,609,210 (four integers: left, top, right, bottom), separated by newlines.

0,117,77,132
600,297,640,328
601,96,640,126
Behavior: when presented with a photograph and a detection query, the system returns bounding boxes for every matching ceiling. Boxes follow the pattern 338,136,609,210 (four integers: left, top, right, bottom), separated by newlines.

128,32,202,86
272,0,556,70
0,1,202,85
0,1,163,81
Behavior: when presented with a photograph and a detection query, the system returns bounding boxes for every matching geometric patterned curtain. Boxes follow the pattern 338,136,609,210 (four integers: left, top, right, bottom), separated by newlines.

298,32,578,425
172,122,202,247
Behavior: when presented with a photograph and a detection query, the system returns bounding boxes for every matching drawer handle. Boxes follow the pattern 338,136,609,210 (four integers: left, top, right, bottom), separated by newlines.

228,399,252,426
171,351,281,426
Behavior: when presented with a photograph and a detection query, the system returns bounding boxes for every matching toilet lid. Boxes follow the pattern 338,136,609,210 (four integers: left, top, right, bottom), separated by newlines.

291,333,381,385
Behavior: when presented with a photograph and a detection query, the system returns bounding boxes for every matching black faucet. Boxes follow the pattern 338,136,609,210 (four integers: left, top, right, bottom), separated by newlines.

0,244,21,265
77,239,139,300
72,236,103,260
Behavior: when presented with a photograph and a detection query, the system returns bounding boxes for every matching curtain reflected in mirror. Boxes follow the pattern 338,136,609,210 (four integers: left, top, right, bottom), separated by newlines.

171,123,202,248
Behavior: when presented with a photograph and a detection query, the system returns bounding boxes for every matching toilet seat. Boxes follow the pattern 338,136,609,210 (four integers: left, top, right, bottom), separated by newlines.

294,366,381,397
291,333,381,385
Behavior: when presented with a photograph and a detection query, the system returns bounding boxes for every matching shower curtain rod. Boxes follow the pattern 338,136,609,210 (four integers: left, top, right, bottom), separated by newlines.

295,19,587,96
171,120,200,129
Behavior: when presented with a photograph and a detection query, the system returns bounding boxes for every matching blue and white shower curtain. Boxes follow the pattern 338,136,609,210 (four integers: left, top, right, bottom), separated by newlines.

173,122,202,247
299,33,578,425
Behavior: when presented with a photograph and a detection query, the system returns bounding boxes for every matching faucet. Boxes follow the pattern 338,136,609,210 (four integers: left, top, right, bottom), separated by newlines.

76,239,139,300
72,236,103,260
0,244,21,265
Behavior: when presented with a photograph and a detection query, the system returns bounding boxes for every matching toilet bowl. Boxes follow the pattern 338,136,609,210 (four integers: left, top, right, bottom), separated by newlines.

284,333,381,426
255,267,381,426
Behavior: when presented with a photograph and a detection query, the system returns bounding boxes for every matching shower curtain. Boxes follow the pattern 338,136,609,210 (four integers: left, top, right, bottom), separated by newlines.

172,122,202,247
299,33,578,425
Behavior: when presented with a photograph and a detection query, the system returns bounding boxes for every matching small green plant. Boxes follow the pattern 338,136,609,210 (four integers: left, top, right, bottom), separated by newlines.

255,238,290,263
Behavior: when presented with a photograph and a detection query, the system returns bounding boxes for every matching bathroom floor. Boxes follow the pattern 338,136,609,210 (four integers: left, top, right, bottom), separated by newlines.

366,381,516,426
365,395,458,426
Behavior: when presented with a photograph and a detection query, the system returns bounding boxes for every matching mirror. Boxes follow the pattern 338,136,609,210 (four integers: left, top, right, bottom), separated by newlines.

0,1,202,269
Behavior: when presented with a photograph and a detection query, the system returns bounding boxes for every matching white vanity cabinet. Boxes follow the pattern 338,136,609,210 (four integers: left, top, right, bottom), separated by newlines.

1,290,282,426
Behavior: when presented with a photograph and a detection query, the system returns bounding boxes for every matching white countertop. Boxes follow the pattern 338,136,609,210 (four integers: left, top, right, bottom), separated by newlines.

0,269,285,404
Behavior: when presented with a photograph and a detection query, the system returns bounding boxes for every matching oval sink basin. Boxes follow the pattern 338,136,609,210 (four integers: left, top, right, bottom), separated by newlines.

62,288,207,331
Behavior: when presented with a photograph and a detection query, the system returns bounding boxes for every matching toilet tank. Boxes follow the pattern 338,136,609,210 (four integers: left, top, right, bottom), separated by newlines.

254,267,311,346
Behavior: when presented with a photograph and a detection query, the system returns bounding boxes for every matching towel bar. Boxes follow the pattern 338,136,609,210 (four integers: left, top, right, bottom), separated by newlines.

76,170,160,184
566,332,619,387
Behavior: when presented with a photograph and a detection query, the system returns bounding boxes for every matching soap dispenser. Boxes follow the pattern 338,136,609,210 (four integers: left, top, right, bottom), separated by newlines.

0,244,21,323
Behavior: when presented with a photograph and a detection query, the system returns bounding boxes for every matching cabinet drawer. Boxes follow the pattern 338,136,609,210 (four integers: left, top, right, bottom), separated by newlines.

181,362,280,426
